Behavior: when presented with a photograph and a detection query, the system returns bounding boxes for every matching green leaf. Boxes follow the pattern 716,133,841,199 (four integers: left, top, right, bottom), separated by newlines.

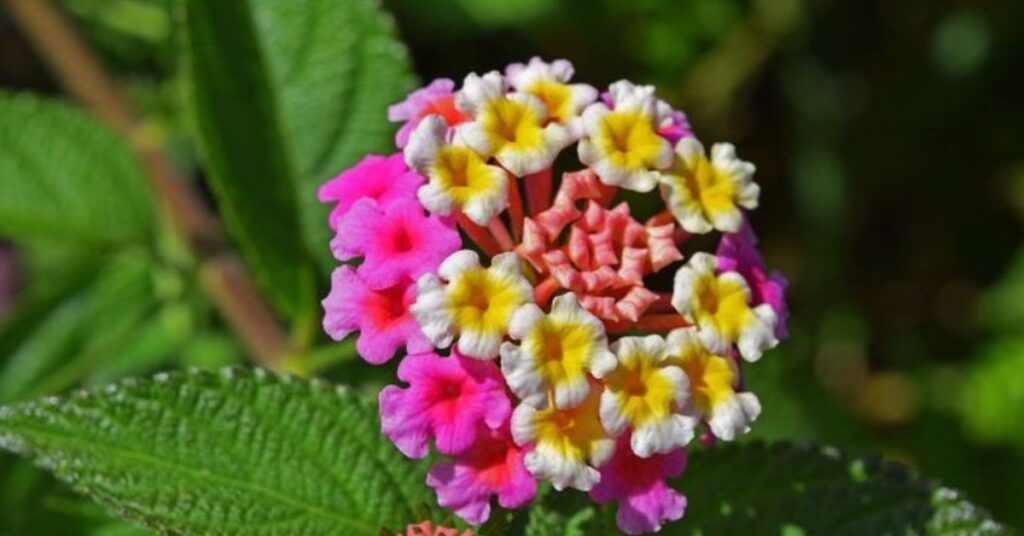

0,92,154,246
0,368,440,535
0,453,151,535
672,442,1013,535
180,0,415,316
977,249,1024,332
0,251,160,403
524,504,596,536
959,338,1024,450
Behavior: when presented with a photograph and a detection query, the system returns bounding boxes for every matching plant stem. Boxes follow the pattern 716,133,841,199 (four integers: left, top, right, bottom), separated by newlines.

5,0,290,371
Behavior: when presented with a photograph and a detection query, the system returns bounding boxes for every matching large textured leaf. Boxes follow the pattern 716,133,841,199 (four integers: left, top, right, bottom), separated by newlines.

0,368,439,535
0,92,154,246
520,443,1013,536
671,442,1013,535
181,0,415,316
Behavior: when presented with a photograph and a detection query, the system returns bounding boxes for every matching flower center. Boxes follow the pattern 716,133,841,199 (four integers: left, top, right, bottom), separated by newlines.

527,318,595,385
597,111,663,168
469,432,518,488
697,277,721,315
389,225,414,253
680,156,738,217
438,380,462,401
368,284,410,328
534,390,606,461
694,274,753,340
623,372,648,397
525,80,571,122
419,94,466,127
446,268,524,336
680,350,735,412
432,146,500,205
605,353,673,425
482,98,543,149
468,292,490,312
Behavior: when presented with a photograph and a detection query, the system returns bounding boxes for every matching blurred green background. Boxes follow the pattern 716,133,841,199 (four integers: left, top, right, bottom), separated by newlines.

0,0,1021,533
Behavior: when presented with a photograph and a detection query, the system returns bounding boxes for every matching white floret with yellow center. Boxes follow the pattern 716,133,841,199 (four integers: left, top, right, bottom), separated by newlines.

591,335,697,458
411,250,534,360
671,252,778,362
505,57,597,137
455,71,572,177
606,79,677,131
511,385,615,491
659,137,759,234
500,293,616,409
405,115,509,225
577,80,674,192
666,327,761,441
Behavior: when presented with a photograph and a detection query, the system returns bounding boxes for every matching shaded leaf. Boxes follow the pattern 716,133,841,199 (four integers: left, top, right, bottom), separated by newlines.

0,93,154,246
0,251,158,404
0,453,151,535
671,442,1013,535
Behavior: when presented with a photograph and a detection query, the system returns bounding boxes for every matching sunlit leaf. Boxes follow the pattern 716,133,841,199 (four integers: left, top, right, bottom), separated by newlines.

0,368,441,535
181,0,415,317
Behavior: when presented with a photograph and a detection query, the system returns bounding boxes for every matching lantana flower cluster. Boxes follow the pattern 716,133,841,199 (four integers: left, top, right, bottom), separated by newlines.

321,58,789,535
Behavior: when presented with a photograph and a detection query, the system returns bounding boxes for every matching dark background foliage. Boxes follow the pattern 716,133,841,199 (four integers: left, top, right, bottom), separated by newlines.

0,0,1021,532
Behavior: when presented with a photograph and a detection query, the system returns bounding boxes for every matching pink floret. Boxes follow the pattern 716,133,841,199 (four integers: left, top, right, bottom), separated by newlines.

321,266,430,365
657,110,693,145
590,433,688,535
379,351,512,459
332,197,461,288
427,423,536,525
318,154,424,231
389,78,468,148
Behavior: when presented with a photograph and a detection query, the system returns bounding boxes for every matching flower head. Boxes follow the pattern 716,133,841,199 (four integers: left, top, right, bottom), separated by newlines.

579,81,674,192
406,115,510,226
500,293,616,409
389,78,468,148
318,154,423,231
456,71,572,176
427,423,536,525
322,267,429,365
511,385,615,491
412,250,533,360
672,253,778,361
716,220,789,339
666,327,760,440
590,433,688,535
379,351,511,458
592,335,697,457
660,138,759,234
332,198,461,288
505,57,597,130
321,60,791,533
